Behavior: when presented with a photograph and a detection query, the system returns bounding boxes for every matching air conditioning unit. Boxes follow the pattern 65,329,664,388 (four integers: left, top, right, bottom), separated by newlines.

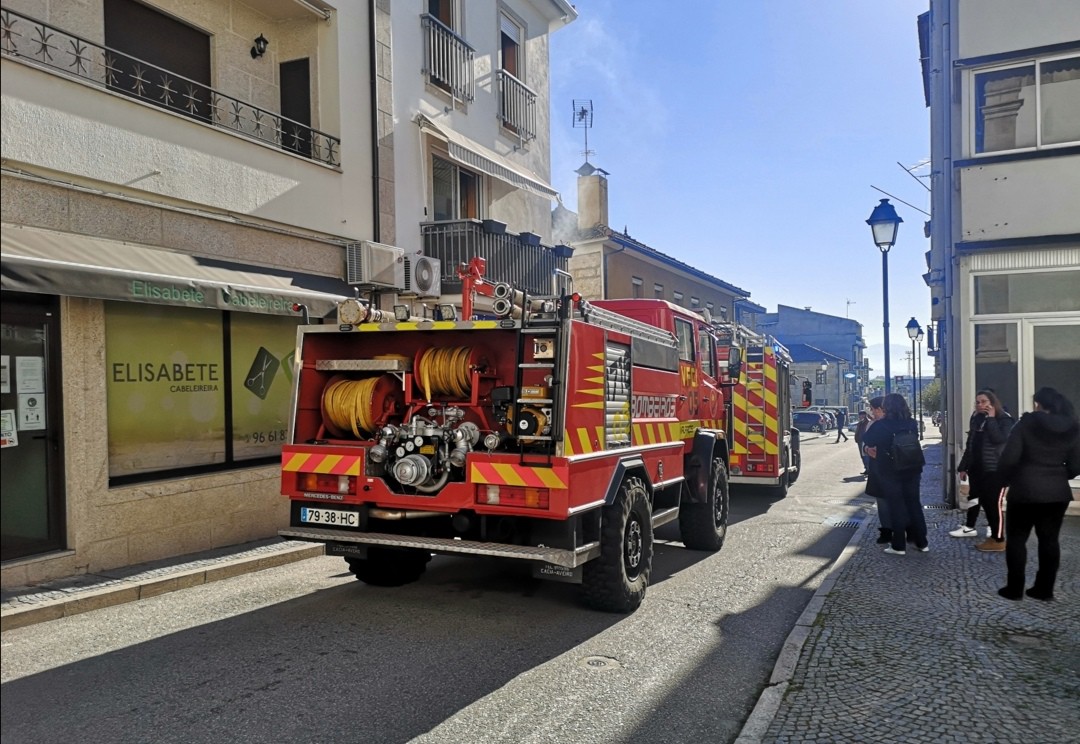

402,251,442,299
345,241,405,289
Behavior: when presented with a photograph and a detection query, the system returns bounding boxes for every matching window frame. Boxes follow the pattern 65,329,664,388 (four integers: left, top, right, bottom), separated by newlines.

969,53,1080,157
431,153,483,221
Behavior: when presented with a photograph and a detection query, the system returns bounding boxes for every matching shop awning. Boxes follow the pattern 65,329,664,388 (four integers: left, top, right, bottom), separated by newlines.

416,114,560,201
1,225,350,318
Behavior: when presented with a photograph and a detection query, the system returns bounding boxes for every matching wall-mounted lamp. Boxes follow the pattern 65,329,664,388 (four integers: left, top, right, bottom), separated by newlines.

251,34,269,59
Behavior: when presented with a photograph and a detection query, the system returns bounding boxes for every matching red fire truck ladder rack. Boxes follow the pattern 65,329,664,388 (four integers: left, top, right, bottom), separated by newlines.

744,346,769,464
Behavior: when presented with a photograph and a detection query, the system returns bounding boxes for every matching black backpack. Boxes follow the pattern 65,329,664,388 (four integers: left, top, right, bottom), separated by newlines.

890,429,925,471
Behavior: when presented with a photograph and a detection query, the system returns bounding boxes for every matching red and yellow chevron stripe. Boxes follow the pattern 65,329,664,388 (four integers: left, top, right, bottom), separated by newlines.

470,462,567,489
282,451,362,476
732,346,780,458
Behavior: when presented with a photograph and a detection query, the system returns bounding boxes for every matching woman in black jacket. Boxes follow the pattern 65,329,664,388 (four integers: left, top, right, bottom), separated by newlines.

955,389,1013,551
995,387,1080,601
863,394,926,555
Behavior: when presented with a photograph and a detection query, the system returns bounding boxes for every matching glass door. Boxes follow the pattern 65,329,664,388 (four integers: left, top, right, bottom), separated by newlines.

1,294,66,561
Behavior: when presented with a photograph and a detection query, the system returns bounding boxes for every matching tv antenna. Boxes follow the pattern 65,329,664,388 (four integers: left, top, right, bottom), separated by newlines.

573,99,594,161
846,298,856,317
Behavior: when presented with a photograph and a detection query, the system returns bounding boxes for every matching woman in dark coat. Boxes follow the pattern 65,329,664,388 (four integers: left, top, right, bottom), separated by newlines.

863,393,926,555
995,387,1080,601
955,389,1013,551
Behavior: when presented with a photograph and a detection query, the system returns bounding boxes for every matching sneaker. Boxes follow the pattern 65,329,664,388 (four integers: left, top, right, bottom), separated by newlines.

986,527,992,538
883,547,906,556
975,540,1006,552
917,545,930,553
949,526,978,538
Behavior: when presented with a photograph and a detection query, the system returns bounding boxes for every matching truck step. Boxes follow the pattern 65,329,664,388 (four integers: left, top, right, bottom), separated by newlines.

278,528,600,568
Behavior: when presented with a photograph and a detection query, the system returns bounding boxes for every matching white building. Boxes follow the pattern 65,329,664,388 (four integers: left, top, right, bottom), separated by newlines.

922,0,1080,500
0,0,575,588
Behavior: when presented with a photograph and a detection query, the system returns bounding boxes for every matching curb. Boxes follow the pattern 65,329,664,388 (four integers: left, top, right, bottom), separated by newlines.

734,512,872,743
0,543,324,633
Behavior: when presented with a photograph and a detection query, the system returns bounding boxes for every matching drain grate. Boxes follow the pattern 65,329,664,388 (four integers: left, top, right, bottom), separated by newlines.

823,516,862,529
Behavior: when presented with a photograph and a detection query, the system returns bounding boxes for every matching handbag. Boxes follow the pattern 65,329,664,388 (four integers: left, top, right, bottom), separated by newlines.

957,474,976,509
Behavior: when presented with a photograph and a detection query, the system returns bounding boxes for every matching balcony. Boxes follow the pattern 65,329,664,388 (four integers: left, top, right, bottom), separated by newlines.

421,220,569,296
0,8,339,167
421,13,474,104
497,69,537,144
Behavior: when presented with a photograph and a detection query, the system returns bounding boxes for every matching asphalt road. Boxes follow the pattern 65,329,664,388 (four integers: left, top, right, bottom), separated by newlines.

1,432,870,744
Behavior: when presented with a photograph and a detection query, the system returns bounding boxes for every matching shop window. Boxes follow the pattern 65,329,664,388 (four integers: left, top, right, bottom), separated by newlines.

974,270,1080,314
105,303,300,482
972,322,1019,417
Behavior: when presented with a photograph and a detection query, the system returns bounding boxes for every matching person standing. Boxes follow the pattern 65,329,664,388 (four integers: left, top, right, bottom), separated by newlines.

835,408,848,442
953,389,1014,551
863,397,893,545
995,387,1080,601
863,393,927,555
854,411,870,475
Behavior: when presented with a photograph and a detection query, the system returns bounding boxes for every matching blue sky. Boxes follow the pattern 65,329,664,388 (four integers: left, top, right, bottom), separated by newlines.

549,0,934,380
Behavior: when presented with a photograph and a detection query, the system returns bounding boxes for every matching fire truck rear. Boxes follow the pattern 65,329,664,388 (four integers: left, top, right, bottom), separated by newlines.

715,323,801,495
279,266,736,612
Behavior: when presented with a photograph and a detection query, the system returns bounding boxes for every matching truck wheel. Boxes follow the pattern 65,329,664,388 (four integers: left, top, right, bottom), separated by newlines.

581,477,653,613
346,547,431,587
788,448,802,485
679,457,729,551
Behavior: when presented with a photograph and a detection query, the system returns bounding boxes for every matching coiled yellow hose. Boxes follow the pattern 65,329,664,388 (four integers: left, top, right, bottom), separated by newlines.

417,346,473,401
323,377,379,437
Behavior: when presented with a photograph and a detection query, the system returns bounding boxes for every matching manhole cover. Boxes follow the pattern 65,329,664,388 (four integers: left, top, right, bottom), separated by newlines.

581,656,621,671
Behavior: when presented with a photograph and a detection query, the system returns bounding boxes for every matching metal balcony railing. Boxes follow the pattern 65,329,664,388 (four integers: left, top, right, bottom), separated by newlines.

421,220,567,296
497,69,537,143
0,8,340,167
421,13,475,104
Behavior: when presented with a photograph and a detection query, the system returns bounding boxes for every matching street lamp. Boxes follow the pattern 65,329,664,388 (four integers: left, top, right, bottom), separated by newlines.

916,325,924,438
906,317,923,436
867,199,903,394
821,360,828,406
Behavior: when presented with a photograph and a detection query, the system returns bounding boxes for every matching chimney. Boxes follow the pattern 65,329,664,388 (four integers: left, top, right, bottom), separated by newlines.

578,173,608,232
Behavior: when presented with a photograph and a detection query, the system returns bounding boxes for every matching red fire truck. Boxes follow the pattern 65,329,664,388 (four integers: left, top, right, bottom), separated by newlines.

279,263,739,612
713,323,801,495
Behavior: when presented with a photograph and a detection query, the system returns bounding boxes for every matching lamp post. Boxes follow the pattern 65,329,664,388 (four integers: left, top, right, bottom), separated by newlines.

906,317,923,436
867,199,903,395
916,326,924,438
821,360,828,406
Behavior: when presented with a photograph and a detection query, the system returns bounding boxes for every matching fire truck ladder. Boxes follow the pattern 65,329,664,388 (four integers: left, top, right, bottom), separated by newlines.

578,301,677,347
744,347,768,464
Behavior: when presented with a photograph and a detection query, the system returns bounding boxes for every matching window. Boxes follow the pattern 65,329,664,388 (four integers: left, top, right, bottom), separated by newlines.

422,0,475,102
653,283,664,298
973,55,1080,154
698,330,716,378
673,291,684,304
631,276,643,299
972,322,1019,416
974,270,1080,314
690,297,700,308
105,303,299,482
499,12,522,79
675,318,695,362
432,155,480,220
706,301,715,312
103,0,211,121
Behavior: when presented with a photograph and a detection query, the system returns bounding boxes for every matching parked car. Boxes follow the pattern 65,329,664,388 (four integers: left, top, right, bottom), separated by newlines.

793,410,826,433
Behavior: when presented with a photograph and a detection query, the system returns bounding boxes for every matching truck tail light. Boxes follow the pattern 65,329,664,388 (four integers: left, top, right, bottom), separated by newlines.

297,472,355,495
477,484,550,509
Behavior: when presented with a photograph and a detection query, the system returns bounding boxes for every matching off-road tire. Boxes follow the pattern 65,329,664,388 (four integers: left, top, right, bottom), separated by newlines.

679,457,730,551
346,547,431,587
581,477,653,613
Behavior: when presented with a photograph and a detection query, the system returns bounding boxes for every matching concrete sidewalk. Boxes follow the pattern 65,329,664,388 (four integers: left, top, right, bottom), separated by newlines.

1,538,324,632
737,441,1080,744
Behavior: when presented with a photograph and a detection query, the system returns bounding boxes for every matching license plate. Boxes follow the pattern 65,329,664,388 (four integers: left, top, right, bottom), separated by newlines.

300,507,359,527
